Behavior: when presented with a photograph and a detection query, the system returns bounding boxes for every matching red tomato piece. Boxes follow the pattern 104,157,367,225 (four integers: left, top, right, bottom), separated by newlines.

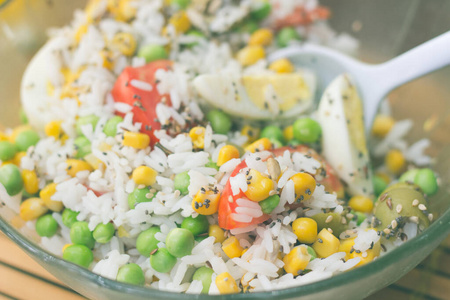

271,145,345,198
218,160,270,230
111,60,173,147
275,6,330,29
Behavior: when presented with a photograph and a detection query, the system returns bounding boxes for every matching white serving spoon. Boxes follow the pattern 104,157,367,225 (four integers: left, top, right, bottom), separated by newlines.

268,31,450,130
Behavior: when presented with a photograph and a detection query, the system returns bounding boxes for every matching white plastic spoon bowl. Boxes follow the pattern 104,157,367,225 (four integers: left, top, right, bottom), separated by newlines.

268,31,450,130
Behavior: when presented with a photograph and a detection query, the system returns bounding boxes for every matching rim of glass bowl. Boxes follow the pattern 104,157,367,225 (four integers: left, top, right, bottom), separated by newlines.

0,207,449,299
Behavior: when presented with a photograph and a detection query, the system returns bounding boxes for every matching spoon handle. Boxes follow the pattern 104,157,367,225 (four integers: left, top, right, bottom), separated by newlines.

373,31,450,93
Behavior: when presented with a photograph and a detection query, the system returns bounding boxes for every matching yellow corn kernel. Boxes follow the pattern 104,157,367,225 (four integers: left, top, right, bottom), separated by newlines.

283,125,294,141
244,137,272,153
132,166,158,186
85,0,104,21
189,126,205,149
283,245,311,276
45,120,67,142
99,142,112,152
215,272,240,294
236,45,265,67
62,243,72,253
348,195,374,213
169,11,191,34
117,225,130,237
111,32,137,56
208,224,226,243
13,151,26,166
192,188,220,215
222,236,244,259
22,170,39,195
8,125,32,143
123,131,150,149
244,169,274,202
217,145,240,166
269,58,295,73
241,125,260,143
20,197,48,221
248,28,273,46
66,159,93,177
100,50,115,70
292,217,318,244
75,24,89,43
372,115,395,138
84,153,104,170
338,237,355,261
40,183,64,212
10,215,25,229
46,80,55,96
0,132,8,141
312,228,340,258
385,149,406,175
290,172,316,202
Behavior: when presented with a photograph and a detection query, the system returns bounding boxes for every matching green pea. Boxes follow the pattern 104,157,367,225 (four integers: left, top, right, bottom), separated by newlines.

259,194,280,214
194,235,208,243
74,136,91,158
236,19,259,34
35,214,59,237
170,0,190,9
261,126,285,144
138,45,168,63
0,164,24,196
93,222,115,243
70,221,95,249
136,227,161,257
128,187,156,209
288,139,302,147
269,138,283,149
181,215,209,236
19,108,28,124
250,1,271,21
293,118,321,143
15,130,40,152
186,29,205,47
166,228,194,258
0,141,18,161
62,208,79,228
306,246,317,261
76,115,99,136
116,263,145,285
350,210,366,226
192,266,214,294
277,27,301,48
414,168,438,196
399,169,419,183
174,172,190,195
150,248,177,273
205,159,219,171
103,116,123,137
373,175,388,197
63,244,93,268
206,109,232,135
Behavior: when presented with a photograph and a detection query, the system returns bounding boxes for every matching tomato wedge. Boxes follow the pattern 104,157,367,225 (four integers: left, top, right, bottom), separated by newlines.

218,161,270,230
111,60,173,147
271,145,344,198
275,5,330,29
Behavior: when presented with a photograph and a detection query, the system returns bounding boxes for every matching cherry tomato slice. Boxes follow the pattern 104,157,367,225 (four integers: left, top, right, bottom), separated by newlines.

218,161,270,230
271,145,344,198
111,60,172,147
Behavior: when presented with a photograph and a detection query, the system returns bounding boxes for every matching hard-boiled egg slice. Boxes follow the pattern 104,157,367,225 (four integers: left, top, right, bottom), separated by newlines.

317,74,374,197
21,39,62,132
193,70,316,120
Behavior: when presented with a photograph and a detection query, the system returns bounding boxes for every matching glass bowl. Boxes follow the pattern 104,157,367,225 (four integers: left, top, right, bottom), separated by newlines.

0,1,449,299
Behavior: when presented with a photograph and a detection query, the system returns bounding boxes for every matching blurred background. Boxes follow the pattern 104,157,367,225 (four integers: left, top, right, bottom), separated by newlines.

0,0,449,299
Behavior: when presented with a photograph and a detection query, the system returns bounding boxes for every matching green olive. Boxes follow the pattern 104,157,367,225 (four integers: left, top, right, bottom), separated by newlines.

310,212,348,238
374,187,430,238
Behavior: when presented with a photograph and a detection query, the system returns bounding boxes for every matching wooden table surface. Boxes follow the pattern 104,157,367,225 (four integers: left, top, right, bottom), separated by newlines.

0,233,449,300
